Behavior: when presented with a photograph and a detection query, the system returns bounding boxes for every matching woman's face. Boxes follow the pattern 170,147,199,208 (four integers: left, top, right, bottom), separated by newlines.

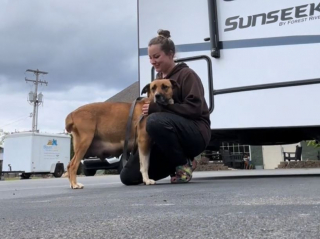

148,44,174,73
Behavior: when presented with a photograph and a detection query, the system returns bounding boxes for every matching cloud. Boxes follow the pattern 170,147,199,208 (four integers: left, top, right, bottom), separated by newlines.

0,0,138,133
0,84,118,133
0,0,138,91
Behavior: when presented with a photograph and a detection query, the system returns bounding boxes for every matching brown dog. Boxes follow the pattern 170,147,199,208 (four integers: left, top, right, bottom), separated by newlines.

64,79,177,189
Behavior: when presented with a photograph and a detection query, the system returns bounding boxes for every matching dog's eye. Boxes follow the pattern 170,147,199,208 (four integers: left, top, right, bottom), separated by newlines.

162,85,169,91
151,85,157,92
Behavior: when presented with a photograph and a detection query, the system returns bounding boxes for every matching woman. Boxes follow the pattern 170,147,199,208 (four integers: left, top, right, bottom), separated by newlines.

120,29,211,185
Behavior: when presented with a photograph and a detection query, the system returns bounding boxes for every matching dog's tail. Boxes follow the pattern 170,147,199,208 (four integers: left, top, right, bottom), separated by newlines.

65,112,74,133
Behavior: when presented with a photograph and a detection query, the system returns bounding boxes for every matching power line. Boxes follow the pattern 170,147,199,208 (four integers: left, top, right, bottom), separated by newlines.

0,114,31,128
1,114,29,125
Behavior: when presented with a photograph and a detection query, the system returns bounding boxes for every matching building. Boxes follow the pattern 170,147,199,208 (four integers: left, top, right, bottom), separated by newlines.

249,141,320,169
106,81,139,103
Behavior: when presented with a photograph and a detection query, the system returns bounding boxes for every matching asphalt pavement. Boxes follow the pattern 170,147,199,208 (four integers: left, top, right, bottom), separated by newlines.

1,169,320,239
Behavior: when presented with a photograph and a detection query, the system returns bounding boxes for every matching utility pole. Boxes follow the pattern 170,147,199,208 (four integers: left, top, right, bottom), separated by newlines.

25,69,48,132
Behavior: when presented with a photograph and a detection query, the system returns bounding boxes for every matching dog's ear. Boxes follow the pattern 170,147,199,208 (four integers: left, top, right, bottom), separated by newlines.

141,83,150,96
170,79,179,89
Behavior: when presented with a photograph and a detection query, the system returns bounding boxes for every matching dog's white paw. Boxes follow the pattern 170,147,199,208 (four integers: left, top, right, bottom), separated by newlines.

70,183,84,189
144,179,156,185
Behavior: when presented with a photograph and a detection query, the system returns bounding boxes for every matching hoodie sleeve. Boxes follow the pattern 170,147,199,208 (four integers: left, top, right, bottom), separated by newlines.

148,100,162,114
148,71,205,120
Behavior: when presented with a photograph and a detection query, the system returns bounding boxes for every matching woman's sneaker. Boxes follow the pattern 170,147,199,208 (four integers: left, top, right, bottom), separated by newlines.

170,163,193,184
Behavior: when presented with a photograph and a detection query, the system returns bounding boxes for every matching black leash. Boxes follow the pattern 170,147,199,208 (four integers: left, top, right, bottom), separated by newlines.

121,97,144,168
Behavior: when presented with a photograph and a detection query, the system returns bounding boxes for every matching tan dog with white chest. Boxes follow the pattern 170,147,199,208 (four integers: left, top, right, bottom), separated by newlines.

64,79,177,189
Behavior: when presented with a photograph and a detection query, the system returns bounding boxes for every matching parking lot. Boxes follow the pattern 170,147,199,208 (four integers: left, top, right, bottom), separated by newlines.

1,170,320,239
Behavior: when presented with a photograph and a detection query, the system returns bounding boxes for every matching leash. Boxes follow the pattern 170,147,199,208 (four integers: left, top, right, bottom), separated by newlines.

121,97,144,168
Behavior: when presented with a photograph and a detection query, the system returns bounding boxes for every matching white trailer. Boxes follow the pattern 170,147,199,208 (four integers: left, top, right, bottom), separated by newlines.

137,0,320,148
3,132,70,179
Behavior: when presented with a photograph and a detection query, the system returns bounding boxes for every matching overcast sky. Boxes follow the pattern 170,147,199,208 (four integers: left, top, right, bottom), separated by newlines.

0,0,138,134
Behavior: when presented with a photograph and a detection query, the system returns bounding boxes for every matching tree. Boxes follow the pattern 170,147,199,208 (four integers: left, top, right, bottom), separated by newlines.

0,131,9,147
307,140,320,148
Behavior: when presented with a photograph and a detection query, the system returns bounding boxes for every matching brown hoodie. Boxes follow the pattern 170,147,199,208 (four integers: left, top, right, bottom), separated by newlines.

148,62,211,146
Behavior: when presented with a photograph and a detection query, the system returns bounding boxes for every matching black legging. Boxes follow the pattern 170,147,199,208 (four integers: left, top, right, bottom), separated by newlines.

120,112,207,185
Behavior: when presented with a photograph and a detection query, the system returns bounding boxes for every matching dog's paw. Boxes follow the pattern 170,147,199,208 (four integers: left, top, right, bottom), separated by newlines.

144,179,156,185
70,183,84,189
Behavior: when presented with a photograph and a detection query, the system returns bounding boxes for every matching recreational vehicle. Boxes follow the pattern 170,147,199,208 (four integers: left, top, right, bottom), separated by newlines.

137,0,320,149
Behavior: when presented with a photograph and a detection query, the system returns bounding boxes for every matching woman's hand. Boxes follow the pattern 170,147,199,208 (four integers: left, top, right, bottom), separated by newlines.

142,103,150,116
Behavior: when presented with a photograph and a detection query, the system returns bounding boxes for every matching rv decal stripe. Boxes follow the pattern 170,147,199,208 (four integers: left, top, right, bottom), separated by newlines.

139,35,320,56
222,35,320,49
139,43,210,56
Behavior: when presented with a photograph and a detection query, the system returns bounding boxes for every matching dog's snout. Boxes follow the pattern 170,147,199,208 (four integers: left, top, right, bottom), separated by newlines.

155,94,161,99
